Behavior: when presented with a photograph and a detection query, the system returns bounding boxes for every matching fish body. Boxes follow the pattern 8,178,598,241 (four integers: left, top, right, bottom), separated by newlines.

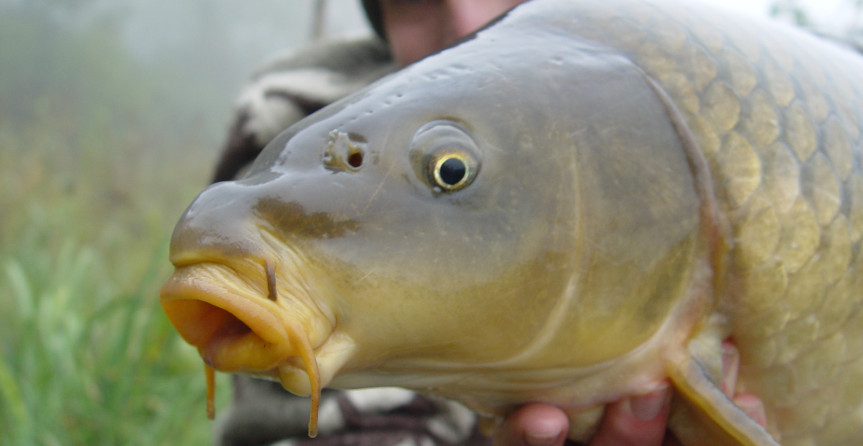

160,0,863,444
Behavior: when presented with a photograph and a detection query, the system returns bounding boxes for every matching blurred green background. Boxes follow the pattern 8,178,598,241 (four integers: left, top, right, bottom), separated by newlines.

0,0,365,444
0,0,859,445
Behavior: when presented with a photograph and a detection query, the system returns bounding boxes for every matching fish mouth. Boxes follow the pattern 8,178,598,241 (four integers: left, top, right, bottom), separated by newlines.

160,261,322,436
160,263,296,371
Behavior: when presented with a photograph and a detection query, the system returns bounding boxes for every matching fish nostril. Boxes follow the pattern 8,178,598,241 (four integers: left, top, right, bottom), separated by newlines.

324,130,367,172
347,151,364,168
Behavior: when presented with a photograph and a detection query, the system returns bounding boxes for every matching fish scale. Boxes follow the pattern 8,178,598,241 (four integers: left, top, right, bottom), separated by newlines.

566,1,863,443
160,0,863,444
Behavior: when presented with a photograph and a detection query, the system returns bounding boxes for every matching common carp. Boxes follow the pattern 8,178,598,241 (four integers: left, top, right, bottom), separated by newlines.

159,0,863,444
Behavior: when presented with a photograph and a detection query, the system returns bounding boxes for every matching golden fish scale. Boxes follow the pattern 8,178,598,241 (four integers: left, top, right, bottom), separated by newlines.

571,1,863,444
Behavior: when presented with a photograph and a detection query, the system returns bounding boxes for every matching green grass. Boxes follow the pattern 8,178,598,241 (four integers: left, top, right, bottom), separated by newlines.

0,7,255,443
0,64,233,446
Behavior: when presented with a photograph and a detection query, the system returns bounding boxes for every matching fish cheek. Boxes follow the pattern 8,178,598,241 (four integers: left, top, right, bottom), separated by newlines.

319,188,571,365
331,253,570,365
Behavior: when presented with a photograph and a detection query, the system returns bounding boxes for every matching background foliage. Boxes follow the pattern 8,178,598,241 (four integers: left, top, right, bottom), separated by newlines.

0,0,859,445
0,5,226,446
0,0,365,444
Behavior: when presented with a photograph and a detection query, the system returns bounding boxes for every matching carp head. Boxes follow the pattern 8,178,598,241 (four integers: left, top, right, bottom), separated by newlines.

160,6,717,440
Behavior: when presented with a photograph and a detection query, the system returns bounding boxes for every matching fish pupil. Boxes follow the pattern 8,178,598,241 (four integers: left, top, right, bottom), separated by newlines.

439,157,466,186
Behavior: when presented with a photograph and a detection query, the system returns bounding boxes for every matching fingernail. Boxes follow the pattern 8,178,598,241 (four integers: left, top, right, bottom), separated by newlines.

524,424,562,446
627,383,671,421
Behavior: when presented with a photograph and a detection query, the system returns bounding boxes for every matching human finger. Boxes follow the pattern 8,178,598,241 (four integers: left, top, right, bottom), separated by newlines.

588,382,672,446
492,403,569,446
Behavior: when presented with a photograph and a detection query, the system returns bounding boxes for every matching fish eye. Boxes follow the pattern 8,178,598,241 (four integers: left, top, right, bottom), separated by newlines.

409,121,480,194
430,152,472,191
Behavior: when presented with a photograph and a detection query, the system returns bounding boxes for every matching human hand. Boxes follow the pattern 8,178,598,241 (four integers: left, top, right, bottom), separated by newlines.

492,340,766,446
492,384,671,446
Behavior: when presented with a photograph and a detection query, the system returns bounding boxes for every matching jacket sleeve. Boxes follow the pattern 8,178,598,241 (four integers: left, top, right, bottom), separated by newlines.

214,378,487,446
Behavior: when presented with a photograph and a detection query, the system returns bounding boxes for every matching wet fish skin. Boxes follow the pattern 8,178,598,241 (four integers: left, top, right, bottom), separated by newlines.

161,0,863,445
566,1,863,444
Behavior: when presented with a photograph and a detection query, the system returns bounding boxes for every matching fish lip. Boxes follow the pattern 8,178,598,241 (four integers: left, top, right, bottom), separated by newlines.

162,260,334,437
159,262,297,372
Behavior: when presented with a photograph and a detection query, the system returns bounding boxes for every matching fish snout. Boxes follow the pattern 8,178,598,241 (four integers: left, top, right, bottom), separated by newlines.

169,181,275,265
163,178,337,401
165,180,292,371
